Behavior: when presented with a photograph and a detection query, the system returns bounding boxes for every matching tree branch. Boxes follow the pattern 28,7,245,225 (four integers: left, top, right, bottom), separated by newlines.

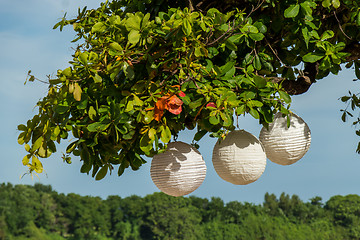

345,42,360,62
270,62,319,95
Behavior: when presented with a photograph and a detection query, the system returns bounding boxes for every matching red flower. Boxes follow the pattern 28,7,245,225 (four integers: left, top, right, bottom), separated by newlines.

179,91,186,97
206,102,216,108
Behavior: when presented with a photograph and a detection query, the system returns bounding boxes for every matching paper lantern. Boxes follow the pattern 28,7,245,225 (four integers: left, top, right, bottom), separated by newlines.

259,112,311,165
150,141,206,197
212,130,266,185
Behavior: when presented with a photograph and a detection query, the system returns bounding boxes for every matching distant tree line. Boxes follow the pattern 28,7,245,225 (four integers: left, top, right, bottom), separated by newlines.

1,183,360,240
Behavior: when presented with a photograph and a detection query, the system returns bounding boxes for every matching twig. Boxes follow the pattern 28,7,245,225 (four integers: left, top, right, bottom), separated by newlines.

333,10,352,40
265,38,289,68
206,0,265,46
188,0,194,12
207,21,235,46
244,0,265,23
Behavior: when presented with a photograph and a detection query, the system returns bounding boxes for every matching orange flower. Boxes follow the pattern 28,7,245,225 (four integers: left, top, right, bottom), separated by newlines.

154,94,183,121
167,95,183,115
154,96,169,122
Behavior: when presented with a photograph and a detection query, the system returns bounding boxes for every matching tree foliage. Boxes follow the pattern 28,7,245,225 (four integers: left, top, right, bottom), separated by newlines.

18,0,360,178
3,183,360,239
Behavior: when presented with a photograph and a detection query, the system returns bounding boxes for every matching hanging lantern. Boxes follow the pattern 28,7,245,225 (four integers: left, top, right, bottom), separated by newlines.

150,141,206,197
259,112,311,165
212,130,266,185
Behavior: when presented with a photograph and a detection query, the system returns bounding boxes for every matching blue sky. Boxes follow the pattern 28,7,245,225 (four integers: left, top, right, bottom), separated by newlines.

1,0,360,204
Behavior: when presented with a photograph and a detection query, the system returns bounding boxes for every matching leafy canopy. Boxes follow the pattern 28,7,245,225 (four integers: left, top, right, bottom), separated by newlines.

18,0,360,179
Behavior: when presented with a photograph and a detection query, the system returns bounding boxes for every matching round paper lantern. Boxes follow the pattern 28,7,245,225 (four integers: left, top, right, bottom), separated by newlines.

259,112,311,165
150,141,206,197
212,130,266,185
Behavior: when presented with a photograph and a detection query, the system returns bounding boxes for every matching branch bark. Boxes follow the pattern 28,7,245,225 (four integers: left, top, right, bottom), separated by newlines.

270,63,319,95
345,42,360,62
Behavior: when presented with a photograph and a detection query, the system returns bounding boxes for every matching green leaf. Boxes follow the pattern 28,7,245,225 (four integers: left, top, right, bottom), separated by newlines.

236,105,246,115
189,98,203,109
140,133,154,153
249,32,264,41
18,124,27,131
254,21,267,33
254,55,262,70
182,18,192,36
161,126,171,143
55,105,69,114
302,27,310,48
25,144,31,152
249,100,263,108
355,66,360,80
320,30,334,41
148,128,156,141
80,163,92,173
66,141,78,153
128,30,141,45
123,63,135,80
194,130,207,142
220,112,232,127
341,111,347,122
142,13,151,27
261,106,273,123
109,42,123,52
133,95,143,106
332,0,340,8
95,165,108,181
287,115,291,128
92,22,106,33
125,100,134,112
32,136,44,151
249,108,260,119
303,52,324,63
62,67,72,77
32,156,43,173
341,96,350,102
22,155,30,166
279,90,291,104
118,160,129,176
322,0,331,8
225,39,237,51
244,53,253,65
126,14,142,31
87,122,110,132
209,115,220,125
73,83,82,101
93,73,102,83
243,25,258,33
284,4,300,18
300,2,313,16
356,13,360,26
79,52,88,65
254,76,267,88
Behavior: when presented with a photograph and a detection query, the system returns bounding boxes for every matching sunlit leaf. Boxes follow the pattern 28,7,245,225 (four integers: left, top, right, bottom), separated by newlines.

73,83,82,101
284,4,300,18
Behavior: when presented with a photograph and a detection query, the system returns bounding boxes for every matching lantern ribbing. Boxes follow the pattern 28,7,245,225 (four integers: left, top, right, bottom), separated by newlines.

150,141,206,197
212,130,266,185
259,112,311,165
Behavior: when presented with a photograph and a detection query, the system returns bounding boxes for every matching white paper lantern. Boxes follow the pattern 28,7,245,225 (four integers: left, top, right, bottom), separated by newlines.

150,141,206,197
212,130,266,185
259,112,311,165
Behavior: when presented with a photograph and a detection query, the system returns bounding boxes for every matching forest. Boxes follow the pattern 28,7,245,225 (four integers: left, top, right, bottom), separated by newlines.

1,183,360,239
